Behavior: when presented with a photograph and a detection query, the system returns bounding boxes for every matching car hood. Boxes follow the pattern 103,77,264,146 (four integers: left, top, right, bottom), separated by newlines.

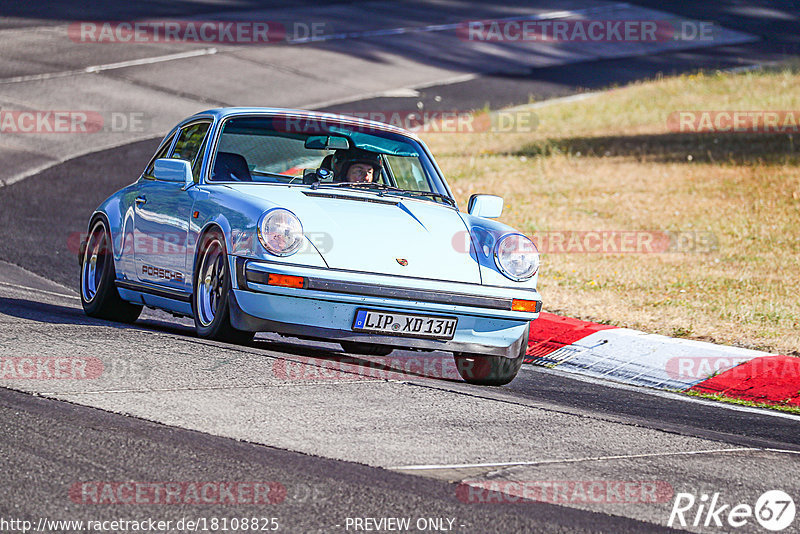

224,184,480,283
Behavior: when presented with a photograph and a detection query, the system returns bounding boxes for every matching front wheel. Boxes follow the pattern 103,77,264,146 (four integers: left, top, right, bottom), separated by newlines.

80,218,142,323
192,230,255,345
453,322,529,386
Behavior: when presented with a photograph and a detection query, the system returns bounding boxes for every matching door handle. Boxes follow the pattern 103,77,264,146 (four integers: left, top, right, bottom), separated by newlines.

135,196,147,206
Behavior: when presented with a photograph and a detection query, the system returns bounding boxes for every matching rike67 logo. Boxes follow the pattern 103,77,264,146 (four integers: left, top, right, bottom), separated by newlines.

668,490,796,531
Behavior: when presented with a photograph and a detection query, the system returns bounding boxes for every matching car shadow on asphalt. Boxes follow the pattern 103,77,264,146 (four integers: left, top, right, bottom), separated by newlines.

0,296,202,343
0,296,120,327
0,295,464,384
248,336,465,383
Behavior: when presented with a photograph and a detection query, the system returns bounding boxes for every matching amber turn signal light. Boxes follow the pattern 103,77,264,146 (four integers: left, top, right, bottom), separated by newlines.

267,273,305,289
511,299,539,312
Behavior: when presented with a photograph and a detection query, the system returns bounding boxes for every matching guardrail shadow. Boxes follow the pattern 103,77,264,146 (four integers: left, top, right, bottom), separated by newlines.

516,132,799,165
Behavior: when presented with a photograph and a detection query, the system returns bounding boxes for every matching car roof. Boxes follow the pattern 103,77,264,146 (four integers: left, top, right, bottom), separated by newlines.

184,107,422,141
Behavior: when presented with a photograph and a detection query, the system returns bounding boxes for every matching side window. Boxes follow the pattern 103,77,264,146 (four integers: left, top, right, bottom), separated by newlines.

171,122,211,183
143,133,176,177
385,155,430,191
172,122,210,162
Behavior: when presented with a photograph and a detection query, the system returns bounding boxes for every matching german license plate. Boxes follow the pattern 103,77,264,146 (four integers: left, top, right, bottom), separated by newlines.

352,309,457,340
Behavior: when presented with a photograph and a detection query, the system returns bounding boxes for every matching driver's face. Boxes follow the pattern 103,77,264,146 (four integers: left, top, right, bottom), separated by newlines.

346,163,374,182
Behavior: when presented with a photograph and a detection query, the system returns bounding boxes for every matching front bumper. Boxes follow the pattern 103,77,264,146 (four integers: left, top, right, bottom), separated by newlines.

229,257,541,358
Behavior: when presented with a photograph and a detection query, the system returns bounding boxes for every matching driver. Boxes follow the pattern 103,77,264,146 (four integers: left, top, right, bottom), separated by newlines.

331,148,382,183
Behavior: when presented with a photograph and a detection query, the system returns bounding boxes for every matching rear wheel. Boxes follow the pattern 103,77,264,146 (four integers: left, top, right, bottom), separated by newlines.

453,322,529,386
340,341,394,356
192,229,255,344
80,218,142,323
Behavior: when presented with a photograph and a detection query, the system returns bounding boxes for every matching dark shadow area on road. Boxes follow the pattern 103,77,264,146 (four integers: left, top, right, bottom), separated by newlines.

0,296,106,326
0,294,462,384
248,337,342,358
0,296,197,340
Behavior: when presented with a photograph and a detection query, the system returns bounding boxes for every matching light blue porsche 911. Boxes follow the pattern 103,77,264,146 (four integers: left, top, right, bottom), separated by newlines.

80,108,541,385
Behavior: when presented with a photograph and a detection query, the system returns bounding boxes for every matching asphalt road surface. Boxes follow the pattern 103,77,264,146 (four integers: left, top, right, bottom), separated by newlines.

1,1,800,533
1,273,799,533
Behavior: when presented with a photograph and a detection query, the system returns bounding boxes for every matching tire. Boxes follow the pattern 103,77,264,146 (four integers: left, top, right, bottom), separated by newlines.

340,341,394,356
192,229,255,344
80,218,143,323
453,322,529,386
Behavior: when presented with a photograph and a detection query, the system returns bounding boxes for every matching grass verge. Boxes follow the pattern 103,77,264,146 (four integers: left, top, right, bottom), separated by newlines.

422,64,800,356
684,390,800,415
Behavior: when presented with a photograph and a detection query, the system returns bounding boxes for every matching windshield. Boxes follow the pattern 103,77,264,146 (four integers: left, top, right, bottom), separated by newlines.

207,115,454,206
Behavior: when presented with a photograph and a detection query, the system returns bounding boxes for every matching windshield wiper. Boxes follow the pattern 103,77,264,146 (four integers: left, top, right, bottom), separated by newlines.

315,182,456,206
317,182,395,189
397,190,457,207
316,182,405,196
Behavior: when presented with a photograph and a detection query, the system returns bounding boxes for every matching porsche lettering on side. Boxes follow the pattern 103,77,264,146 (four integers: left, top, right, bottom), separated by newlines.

79,108,542,385
141,264,184,282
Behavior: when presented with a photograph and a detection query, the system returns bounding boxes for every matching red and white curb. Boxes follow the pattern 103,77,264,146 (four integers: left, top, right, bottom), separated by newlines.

525,313,800,407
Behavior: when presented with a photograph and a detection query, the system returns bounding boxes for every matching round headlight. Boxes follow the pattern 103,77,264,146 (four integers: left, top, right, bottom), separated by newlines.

494,233,539,281
258,209,304,256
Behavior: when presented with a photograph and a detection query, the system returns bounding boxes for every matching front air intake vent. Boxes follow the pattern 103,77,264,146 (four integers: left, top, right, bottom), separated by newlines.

302,191,399,205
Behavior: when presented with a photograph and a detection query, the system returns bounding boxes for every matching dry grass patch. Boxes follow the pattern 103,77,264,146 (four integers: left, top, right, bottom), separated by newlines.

423,66,800,354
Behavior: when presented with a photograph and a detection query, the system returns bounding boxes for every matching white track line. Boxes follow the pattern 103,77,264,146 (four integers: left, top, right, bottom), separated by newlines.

0,48,218,85
0,280,79,301
388,447,796,471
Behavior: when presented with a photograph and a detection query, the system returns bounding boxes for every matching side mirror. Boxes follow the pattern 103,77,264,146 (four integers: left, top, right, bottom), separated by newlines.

467,194,503,218
153,158,194,188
